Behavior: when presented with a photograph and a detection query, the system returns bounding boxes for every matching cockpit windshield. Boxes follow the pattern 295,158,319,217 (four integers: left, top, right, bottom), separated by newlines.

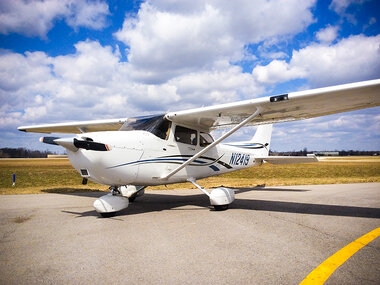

119,114,171,140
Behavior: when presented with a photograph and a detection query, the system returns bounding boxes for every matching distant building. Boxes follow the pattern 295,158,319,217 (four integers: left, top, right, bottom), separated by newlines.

47,155,68,158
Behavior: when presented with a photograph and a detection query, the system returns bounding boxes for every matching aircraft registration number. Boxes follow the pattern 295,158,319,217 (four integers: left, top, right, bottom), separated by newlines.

230,153,250,166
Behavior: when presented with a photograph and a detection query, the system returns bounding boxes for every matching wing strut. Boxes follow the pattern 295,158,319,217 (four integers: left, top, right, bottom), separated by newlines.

161,108,262,180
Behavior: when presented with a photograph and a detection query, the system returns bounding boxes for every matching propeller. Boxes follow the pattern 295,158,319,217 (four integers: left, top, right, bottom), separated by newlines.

39,136,60,145
73,138,110,151
40,137,111,151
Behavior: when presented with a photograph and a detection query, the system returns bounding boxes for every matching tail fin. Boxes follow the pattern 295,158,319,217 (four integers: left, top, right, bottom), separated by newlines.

250,124,273,156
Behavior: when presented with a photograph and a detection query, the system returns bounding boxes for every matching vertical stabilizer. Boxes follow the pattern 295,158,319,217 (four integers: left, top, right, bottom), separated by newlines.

250,124,273,156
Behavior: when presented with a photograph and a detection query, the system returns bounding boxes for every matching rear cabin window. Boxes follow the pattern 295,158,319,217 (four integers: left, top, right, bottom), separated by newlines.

200,132,214,147
175,126,197,145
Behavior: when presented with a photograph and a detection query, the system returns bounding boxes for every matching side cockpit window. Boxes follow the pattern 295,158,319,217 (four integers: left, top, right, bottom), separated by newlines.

154,119,171,140
175,126,197,145
200,132,214,147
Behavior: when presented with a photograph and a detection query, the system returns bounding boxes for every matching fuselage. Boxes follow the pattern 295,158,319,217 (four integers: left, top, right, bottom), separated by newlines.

67,128,263,186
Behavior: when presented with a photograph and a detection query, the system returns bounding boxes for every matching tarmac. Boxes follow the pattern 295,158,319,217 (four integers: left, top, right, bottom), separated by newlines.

0,183,379,284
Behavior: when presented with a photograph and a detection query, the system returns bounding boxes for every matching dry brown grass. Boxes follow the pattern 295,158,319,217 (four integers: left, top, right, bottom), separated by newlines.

148,158,380,189
0,158,108,194
0,157,379,194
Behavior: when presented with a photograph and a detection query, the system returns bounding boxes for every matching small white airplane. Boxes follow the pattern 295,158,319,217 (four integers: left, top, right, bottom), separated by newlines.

19,79,380,217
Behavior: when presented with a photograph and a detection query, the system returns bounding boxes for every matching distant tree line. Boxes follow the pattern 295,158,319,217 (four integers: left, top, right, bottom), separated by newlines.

0,148,58,158
336,150,379,156
270,148,379,156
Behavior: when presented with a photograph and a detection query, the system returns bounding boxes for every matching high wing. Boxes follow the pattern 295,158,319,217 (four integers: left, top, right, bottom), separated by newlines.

18,79,379,134
18,118,128,134
165,79,380,131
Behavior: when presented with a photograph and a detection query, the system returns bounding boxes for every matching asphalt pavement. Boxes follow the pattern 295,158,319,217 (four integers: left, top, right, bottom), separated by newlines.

0,183,379,284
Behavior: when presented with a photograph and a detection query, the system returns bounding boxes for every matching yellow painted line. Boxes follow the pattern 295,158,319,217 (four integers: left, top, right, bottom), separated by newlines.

300,227,380,284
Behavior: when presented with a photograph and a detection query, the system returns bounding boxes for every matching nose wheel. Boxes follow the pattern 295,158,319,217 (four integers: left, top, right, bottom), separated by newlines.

93,187,129,217
94,185,146,217
214,205,229,211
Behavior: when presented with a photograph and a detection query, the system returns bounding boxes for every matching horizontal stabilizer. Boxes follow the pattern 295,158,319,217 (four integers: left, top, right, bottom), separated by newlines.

257,154,318,165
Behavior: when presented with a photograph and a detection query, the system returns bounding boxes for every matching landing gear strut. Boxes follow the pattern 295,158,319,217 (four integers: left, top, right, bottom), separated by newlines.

110,186,121,195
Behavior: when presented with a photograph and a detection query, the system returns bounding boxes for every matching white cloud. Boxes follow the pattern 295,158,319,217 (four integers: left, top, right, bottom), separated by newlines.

329,0,367,24
65,0,109,30
316,25,339,44
24,106,47,121
252,60,305,85
270,108,380,151
252,34,380,87
0,0,110,38
115,4,236,83
53,40,120,86
0,39,264,130
259,51,288,60
0,105,22,129
0,51,52,93
115,0,316,83
329,0,366,15
168,63,263,106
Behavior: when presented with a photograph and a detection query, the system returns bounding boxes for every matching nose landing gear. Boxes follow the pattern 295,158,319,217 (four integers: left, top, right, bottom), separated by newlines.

93,185,146,217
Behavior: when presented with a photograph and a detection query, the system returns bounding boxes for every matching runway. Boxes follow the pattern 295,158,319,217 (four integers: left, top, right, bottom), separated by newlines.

0,183,379,284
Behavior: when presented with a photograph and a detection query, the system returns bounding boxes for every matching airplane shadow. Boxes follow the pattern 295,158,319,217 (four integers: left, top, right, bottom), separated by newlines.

58,187,380,220
231,199,380,219
232,186,310,194
42,188,107,197
60,193,211,219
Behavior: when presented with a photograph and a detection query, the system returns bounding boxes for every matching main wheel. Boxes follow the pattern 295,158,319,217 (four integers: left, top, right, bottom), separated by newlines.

129,196,136,203
214,205,229,211
100,212,116,218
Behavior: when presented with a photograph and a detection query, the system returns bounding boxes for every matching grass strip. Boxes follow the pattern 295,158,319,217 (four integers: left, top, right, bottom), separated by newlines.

0,158,379,194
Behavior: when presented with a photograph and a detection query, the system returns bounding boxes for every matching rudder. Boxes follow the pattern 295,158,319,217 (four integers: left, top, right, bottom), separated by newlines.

250,124,273,156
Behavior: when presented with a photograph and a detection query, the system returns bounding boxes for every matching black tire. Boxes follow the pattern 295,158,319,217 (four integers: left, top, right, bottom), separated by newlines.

100,212,116,218
129,196,136,203
214,205,229,211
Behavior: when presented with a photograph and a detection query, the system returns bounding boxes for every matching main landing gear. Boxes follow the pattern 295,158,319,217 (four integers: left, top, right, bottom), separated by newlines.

187,178,235,211
93,185,146,217
93,180,234,217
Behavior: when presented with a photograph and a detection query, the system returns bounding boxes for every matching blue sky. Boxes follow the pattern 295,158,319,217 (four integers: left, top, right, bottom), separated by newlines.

0,0,379,152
